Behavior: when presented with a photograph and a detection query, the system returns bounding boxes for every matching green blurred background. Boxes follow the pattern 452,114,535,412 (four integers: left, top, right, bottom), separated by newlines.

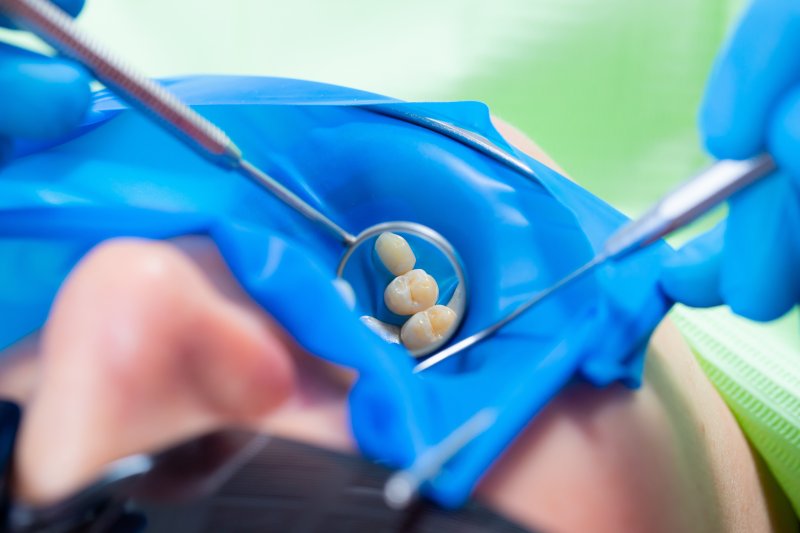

71,0,740,214
5,0,798,342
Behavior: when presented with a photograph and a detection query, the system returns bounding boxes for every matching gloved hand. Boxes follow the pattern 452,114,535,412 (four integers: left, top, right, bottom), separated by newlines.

0,0,90,162
661,0,800,321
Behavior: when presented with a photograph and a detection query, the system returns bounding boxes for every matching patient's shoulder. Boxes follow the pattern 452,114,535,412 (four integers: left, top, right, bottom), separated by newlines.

477,320,796,533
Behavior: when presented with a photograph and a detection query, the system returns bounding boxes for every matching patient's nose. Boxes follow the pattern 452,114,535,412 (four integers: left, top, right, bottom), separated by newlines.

14,238,296,505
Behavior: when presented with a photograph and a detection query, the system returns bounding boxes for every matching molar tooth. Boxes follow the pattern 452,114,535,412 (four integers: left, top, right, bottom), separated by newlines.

400,312,434,352
401,305,457,352
427,304,457,335
384,269,439,315
375,232,416,276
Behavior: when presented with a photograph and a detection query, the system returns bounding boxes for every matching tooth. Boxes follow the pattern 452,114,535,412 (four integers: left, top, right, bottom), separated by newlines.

401,305,458,352
375,232,416,276
427,304,458,335
384,269,439,315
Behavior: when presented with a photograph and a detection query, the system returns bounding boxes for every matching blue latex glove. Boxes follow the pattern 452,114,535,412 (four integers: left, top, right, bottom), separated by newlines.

0,0,90,161
661,0,800,321
0,75,672,506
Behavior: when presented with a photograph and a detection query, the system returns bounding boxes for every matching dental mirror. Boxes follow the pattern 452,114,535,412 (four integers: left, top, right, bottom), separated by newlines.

240,160,467,357
223,172,467,357
243,164,468,359
225,166,467,357
337,221,467,357
240,161,467,357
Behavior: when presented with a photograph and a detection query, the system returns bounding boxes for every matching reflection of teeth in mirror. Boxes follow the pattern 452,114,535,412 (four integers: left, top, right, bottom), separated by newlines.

375,232,416,276
401,305,458,352
384,269,439,315
360,316,401,344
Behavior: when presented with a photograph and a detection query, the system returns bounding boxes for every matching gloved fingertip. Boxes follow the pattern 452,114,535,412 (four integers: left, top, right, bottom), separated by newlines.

660,262,723,308
724,290,795,322
44,65,91,138
699,79,735,161
54,0,86,17
0,0,83,28
659,227,725,308
698,0,800,162
697,25,766,162
39,60,92,135
702,129,761,162
720,175,800,322
700,78,763,161
0,58,91,139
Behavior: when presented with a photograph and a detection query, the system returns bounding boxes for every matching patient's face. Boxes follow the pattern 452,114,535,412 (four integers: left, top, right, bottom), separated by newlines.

0,128,791,533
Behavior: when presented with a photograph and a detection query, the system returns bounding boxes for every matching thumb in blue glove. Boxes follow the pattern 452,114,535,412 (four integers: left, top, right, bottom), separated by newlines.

662,0,800,321
0,0,90,160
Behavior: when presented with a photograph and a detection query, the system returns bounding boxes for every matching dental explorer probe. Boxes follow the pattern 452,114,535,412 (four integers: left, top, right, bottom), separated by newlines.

0,0,351,243
384,408,499,509
415,154,777,373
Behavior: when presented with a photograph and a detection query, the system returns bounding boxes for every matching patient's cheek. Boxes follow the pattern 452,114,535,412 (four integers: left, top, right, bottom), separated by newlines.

477,379,699,533
15,238,296,504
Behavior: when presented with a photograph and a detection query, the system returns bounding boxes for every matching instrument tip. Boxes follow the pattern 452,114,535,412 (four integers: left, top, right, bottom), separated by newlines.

384,471,418,509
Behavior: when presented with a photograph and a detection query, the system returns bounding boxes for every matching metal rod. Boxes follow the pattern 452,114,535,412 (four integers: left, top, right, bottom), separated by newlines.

367,106,537,180
383,408,498,509
238,161,356,245
0,0,242,167
414,256,603,373
602,154,776,259
0,0,357,245
415,154,776,373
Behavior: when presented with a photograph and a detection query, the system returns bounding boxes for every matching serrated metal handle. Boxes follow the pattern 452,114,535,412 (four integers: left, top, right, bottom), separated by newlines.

1,0,242,167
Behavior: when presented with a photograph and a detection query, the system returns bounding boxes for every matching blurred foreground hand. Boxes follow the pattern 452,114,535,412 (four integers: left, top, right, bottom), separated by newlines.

0,0,90,162
662,0,800,321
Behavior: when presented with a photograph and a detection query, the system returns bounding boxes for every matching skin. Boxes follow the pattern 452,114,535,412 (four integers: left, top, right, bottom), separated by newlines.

0,122,795,532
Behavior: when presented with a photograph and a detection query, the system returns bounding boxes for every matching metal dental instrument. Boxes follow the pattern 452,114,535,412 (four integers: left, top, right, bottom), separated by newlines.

415,154,777,373
0,0,468,357
383,407,498,509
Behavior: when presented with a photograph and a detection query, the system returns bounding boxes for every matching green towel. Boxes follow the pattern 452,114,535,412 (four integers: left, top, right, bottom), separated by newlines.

672,306,800,517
